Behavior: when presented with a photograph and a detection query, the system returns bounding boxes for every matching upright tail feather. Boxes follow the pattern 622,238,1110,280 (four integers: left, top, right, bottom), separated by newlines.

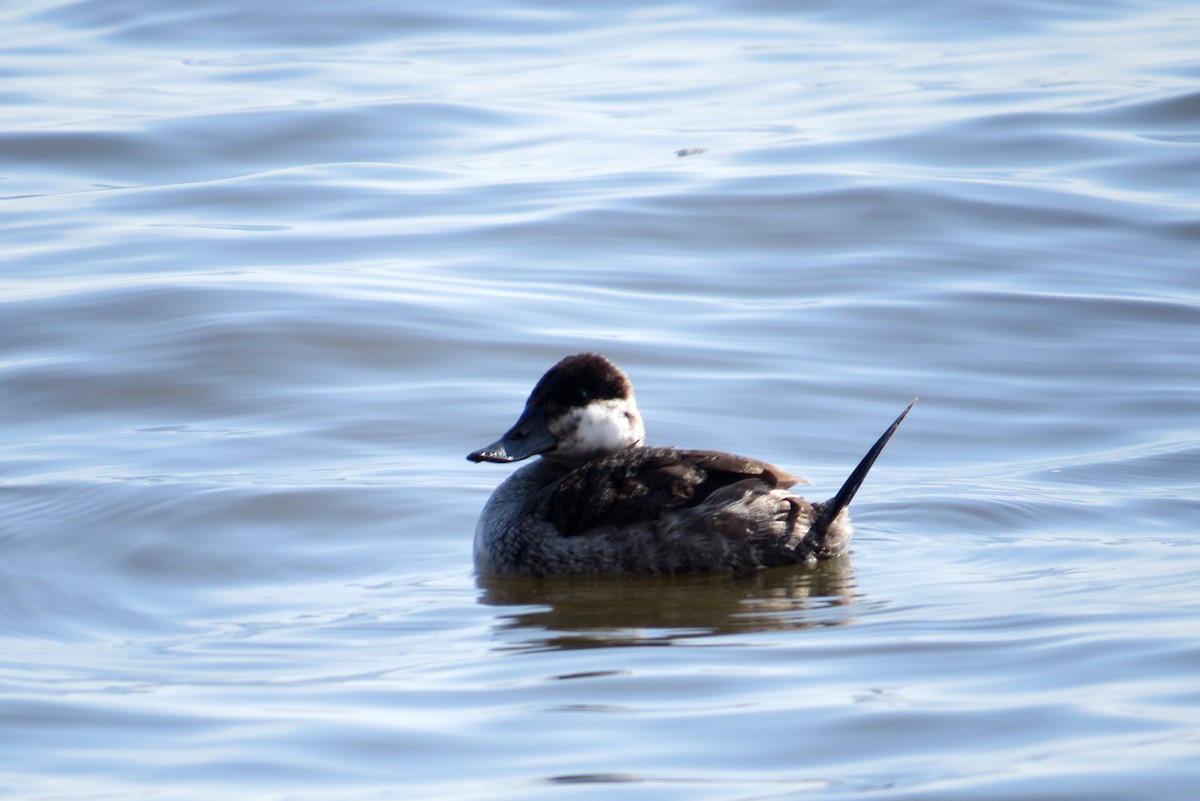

807,398,917,550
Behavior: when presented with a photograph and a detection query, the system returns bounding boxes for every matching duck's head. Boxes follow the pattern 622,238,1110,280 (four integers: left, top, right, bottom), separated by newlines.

468,353,645,466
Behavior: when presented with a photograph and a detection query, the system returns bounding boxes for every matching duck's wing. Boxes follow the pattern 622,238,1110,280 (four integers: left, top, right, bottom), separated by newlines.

544,447,805,537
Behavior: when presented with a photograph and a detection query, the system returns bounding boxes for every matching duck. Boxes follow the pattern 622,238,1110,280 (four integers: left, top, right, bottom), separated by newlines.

468,353,914,576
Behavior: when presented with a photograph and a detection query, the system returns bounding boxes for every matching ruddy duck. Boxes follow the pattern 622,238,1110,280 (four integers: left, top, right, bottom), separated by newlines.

468,353,914,576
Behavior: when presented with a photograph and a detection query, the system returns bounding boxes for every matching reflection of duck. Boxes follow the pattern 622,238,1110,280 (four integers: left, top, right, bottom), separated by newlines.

477,559,857,649
468,353,914,577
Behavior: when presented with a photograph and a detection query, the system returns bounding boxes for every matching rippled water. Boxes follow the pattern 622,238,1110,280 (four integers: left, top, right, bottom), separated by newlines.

3,1,1199,799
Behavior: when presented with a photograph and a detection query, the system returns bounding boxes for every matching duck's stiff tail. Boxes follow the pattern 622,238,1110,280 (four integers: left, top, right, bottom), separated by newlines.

807,398,917,551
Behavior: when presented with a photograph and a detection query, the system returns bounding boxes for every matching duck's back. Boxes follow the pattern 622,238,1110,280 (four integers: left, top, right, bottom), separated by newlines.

473,448,843,576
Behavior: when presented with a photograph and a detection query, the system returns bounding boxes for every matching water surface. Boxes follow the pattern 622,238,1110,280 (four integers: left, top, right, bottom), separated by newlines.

2,1,1199,799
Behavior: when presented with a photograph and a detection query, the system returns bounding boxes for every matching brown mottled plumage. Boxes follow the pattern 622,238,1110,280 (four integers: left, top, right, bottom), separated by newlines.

545,447,803,537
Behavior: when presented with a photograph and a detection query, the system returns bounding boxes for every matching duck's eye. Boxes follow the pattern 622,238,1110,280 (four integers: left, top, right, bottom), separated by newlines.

575,388,591,403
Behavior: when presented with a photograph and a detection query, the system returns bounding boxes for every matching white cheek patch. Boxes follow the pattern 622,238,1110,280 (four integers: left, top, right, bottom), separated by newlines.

576,401,638,450
555,399,645,455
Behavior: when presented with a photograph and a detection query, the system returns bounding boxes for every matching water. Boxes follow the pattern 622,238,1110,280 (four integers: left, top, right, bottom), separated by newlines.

2,0,1199,798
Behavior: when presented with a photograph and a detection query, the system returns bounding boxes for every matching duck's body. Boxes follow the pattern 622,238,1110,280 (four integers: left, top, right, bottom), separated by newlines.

468,353,913,577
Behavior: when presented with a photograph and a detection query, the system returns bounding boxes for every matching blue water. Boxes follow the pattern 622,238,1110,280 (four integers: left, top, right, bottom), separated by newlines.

3,1,1199,799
